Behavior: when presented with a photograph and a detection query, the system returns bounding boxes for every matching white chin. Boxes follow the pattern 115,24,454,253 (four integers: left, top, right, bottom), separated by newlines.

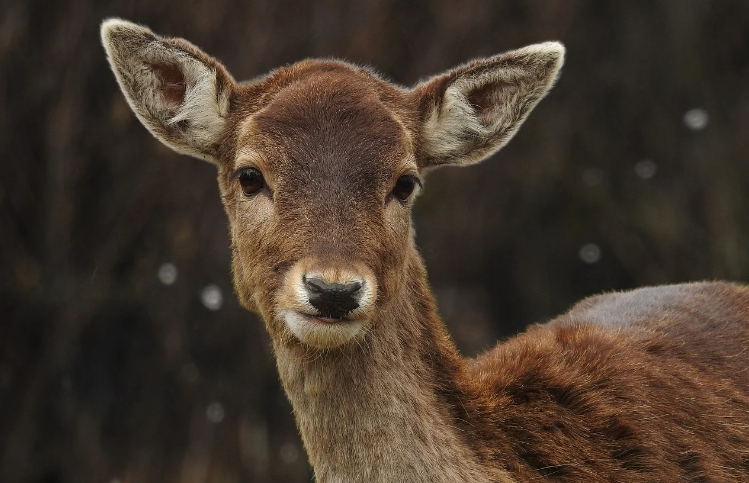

280,310,367,349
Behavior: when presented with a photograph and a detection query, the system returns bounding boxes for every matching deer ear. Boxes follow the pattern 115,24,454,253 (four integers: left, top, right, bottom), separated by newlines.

101,18,234,163
414,42,564,168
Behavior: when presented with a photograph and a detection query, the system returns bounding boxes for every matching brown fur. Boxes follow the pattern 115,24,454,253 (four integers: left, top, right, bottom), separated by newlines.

102,19,749,482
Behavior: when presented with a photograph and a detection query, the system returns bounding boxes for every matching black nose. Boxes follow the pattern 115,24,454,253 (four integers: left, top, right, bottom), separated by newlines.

303,276,362,319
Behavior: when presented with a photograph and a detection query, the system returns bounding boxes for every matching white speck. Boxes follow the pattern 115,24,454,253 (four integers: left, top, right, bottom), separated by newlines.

581,168,604,186
683,108,708,131
634,159,657,180
181,362,199,383
279,442,300,464
206,401,225,423
157,263,178,285
579,243,601,264
201,284,223,311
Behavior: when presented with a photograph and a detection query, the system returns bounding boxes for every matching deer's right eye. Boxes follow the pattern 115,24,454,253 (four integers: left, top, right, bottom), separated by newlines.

238,168,264,196
391,175,422,202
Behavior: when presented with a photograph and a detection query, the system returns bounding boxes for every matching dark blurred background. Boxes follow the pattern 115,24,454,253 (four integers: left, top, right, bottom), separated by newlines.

2,1,748,482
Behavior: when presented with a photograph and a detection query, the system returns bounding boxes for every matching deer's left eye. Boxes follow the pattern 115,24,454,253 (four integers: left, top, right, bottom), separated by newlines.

238,167,264,196
391,175,420,202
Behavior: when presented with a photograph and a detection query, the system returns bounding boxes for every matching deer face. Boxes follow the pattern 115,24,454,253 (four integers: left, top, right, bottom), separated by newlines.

221,67,420,347
101,19,564,349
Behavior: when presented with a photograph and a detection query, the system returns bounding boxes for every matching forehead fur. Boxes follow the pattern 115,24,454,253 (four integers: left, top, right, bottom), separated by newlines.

233,61,415,173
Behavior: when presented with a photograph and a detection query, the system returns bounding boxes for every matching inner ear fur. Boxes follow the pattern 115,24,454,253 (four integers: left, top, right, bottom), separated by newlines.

101,18,235,163
414,42,565,169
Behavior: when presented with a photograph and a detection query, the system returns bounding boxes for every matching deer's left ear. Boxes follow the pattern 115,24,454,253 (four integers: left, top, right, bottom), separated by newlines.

101,18,235,163
414,42,564,169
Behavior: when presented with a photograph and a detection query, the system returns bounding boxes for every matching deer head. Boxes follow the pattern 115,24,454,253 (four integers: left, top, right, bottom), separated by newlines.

101,19,564,350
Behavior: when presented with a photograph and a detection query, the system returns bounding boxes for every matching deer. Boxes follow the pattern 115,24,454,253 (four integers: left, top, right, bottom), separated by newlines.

100,18,749,482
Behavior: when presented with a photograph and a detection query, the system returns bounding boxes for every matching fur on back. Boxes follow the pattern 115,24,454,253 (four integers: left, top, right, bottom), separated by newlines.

460,282,749,481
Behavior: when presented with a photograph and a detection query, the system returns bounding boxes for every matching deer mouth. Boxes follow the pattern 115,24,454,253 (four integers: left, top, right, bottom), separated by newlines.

310,315,353,324
296,309,363,326
279,309,368,348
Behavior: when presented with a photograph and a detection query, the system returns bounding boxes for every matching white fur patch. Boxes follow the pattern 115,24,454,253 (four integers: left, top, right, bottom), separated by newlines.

422,87,490,162
280,309,367,349
165,58,229,152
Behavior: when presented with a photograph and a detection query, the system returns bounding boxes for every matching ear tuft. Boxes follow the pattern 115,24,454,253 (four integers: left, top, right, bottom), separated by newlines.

101,18,234,163
101,18,153,47
416,41,565,168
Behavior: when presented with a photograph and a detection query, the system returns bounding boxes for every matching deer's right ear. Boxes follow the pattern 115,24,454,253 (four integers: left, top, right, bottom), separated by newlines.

414,42,564,169
101,19,234,163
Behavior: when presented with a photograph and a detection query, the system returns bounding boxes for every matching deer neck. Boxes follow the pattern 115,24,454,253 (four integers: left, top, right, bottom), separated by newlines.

272,253,510,483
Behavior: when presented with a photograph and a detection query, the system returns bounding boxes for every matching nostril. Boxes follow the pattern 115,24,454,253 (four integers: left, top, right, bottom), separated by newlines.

303,277,362,297
304,276,326,294
344,281,362,296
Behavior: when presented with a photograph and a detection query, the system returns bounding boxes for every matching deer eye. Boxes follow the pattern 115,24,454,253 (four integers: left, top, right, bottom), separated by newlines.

238,167,264,196
391,175,420,202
